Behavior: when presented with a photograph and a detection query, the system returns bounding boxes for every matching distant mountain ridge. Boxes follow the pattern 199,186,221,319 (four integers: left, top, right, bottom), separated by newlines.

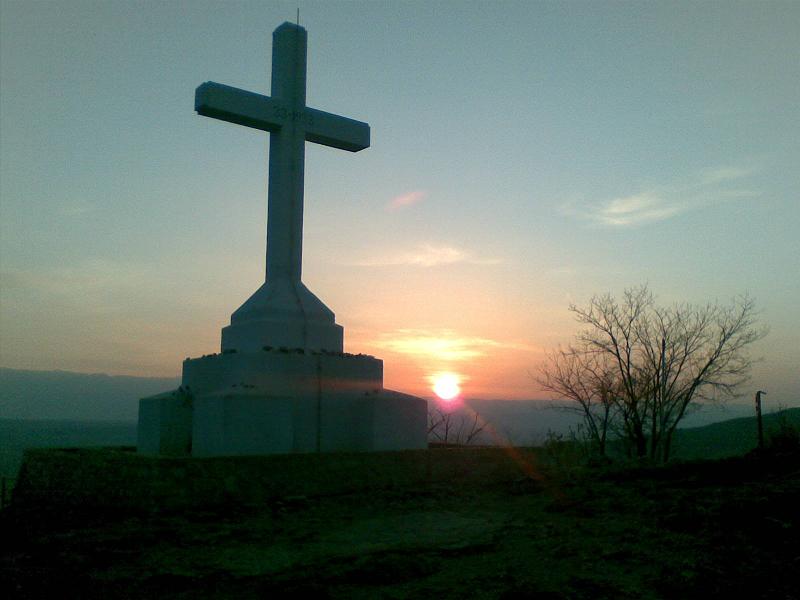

0,367,760,426
671,407,800,460
0,368,179,421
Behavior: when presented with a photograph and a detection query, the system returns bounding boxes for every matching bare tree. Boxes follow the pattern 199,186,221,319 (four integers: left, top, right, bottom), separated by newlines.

539,285,766,462
537,344,617,455
428,405,486,445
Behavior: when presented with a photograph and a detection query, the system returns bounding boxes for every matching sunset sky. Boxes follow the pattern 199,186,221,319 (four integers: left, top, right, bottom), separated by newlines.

1,1,798,405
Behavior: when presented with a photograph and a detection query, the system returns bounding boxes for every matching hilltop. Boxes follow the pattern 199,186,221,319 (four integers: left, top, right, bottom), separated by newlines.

2,445,797,599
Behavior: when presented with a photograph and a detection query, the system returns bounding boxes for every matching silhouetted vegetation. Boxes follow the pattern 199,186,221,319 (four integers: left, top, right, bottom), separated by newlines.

427,405,486,445
538,285,766,463
765,408,800,453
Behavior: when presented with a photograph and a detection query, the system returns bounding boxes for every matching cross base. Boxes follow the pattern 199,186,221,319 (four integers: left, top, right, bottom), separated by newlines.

137,349,429,456
221,279,344,353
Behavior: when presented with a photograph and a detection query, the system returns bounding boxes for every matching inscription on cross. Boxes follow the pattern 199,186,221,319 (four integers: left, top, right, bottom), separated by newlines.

194,22,369,353
195,22,370,283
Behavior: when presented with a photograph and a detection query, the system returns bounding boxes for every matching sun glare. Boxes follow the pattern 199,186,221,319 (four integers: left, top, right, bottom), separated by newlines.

433,372,461,401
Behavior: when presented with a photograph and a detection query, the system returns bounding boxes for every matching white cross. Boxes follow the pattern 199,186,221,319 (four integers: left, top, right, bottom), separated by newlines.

195,22,369,284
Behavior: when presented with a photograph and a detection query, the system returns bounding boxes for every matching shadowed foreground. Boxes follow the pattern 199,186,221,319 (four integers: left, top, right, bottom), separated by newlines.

2,448,798,599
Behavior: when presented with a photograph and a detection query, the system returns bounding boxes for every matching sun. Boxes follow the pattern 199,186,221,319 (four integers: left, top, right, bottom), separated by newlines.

432,372,461,401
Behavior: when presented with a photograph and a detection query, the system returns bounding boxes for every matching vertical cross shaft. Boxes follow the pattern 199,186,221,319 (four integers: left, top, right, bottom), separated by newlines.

194,22,369,352
267,24,307,282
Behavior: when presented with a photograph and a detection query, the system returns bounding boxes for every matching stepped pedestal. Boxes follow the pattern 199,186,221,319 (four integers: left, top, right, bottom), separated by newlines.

138,348,427,456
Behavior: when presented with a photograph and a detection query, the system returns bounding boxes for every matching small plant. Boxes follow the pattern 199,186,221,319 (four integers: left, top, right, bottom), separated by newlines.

766,409,800,453
541,427,594,476
427,405,486,446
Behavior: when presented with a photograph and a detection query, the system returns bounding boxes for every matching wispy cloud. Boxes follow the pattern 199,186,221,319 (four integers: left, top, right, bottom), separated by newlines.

372,329,535,361
354,243,501,268
0,259,160,320
592,192,684,227
3,259,152,296
60,200,97,216
699,166,755,186
562,165,759,228
546,266,577,276
387,190,426,211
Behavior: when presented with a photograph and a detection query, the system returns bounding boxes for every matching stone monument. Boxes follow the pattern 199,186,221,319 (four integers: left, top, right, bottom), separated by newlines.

137,22,427,456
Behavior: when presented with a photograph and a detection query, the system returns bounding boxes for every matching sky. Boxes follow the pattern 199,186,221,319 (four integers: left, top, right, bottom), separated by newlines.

1,1,798,405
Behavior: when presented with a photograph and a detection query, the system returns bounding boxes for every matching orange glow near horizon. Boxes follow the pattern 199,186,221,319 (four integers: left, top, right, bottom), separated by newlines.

373,330,493,362
347,327,544,400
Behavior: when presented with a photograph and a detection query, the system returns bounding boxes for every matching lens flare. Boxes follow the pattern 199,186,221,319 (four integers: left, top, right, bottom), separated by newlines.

432,372,461,401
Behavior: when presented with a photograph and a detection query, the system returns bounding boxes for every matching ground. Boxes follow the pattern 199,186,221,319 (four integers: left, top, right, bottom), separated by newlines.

2,449,798,599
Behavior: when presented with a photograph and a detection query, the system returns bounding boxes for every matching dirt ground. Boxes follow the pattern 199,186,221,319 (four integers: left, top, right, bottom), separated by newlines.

2,450,798,599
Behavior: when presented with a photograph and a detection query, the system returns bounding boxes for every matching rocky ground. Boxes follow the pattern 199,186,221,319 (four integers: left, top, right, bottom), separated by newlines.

2,449,798,599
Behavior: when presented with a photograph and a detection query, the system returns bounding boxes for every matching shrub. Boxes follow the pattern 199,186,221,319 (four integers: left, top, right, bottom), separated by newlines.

766,414,800,453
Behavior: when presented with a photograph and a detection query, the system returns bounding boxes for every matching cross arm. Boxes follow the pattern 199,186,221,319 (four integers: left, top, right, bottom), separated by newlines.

195,82,282,132
305,108,370,152
195,81,370,152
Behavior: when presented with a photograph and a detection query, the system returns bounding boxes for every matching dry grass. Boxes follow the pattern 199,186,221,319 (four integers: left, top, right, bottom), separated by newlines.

2,448,799,599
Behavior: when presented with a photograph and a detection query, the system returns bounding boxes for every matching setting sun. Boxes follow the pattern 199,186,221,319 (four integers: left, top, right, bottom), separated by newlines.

432,372,461,401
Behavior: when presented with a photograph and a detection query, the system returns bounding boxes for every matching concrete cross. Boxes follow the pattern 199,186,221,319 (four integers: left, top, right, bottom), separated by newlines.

195,22,370,283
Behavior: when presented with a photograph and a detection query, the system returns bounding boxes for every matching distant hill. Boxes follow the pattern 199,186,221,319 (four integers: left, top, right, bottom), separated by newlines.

2,406,795,480
0,368,179,421
670,407,800,460
459,399,582,445
438,399,755,447
0,367,759,427
1,367,787,479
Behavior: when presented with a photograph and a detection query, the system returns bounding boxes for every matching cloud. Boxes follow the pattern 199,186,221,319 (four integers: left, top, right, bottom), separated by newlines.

546,266,576,276
0,260,161,323
353,243,501,268
387,190,426,211
3,259,152,297
593,192,684,227
563,165,759,228
60,200,97,216
372,329,535,361
699,166,754,185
